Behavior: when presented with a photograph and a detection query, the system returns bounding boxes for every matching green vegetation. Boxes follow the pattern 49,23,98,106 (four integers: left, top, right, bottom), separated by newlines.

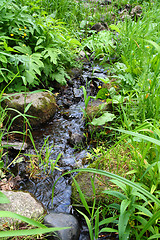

1,0,160,239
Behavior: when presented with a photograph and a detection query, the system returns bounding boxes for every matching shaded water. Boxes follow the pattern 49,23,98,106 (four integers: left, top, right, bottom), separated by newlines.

17,63,117,239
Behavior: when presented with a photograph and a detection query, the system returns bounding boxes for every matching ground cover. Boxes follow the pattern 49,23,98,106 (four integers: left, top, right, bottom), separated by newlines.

1,0,160,239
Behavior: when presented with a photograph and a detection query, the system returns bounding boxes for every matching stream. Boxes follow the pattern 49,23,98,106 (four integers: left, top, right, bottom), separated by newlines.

13,62,117,239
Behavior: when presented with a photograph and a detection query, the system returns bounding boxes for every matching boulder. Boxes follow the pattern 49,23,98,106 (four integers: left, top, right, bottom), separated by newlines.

86,99,113,120
44,212,80,240
0,190,45,224
3,91,57,129
72,144,132,205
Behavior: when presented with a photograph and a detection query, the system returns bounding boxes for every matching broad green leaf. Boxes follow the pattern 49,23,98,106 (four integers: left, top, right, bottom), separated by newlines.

14,45,32,55
60,168,160,206
96,88,109,100
0,227,68,238
42,48,61,64
69,38,81,46
120,199,131,215
103,190,127,201
139,211,160,238
110,179,126,192
77,209,94,240
99,216,118,226
0,160,4,168
0,192,10,204
94,208,99,239
111,128,160,147
119,211,131,240
145,40,160,53
99,227,118,233
148,234,160,239
98,77,110,84
109,24,121,33
134,204,153,217
91,112,115,126
0,53,7,63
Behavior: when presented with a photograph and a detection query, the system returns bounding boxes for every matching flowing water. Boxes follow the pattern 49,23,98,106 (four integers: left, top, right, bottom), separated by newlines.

16,63,118,239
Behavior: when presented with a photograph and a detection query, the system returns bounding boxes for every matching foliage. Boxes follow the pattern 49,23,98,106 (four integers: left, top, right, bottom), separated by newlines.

0,0,81,92
0,193,69,238
81,30,115,61
25,135,62,177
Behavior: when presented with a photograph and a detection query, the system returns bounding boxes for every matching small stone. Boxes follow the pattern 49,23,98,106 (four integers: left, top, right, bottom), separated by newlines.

91,23,106,32
59,157,75,167
44,212,80,240
68,133,84,146
73,88,83,98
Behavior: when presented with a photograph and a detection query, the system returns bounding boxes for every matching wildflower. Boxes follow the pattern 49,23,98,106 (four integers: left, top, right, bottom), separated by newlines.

114,85,117,88
24,26,27,29
10,33,14,36
22,36,24,38
98,86,102,89
146,46,150,48
148,79,151,85
24,33,27,36
19,28,22,31
145,93,149,99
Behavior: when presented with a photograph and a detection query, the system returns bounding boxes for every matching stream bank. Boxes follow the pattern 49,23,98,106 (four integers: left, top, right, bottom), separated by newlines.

1,62,119,239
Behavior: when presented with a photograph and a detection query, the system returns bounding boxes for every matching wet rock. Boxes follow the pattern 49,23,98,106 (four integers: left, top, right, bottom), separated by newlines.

59,157,75,167
44,212,80,240
91,23,106,32
75,150,89,168
86,99,113,120
73,88,83,99
2,91,57,129
69,68,82,79
68,132,84,146
0,190,45,225
72,172,107,204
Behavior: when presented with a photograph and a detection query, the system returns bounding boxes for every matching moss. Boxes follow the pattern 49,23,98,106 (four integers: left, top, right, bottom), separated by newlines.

72,143,132,206
2,92,57,130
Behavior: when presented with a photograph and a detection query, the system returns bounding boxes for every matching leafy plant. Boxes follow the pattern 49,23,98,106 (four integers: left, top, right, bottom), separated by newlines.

81,30,115,61
0,0,81,92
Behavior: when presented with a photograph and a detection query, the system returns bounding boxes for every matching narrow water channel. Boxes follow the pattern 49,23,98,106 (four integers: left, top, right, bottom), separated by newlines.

18,63,117,239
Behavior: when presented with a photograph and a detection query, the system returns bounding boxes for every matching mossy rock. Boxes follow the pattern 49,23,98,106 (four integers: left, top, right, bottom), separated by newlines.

72,143,132,205
86,99,113,120
2,91,57,129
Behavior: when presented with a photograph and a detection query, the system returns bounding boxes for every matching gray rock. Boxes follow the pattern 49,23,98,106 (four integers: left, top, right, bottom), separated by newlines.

73,88,83,98
59,157,75,167
75,150,89,168
0,191,45,225
69,133,84,146
44,212,80,240
86,99,113,120
91,23,106,32
3,91,57,129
